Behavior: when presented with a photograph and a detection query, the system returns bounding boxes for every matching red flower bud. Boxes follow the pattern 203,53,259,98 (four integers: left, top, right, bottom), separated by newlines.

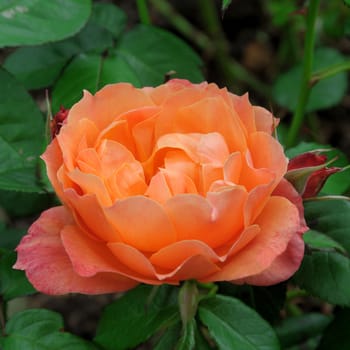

286,151,341,199
50,106,69,139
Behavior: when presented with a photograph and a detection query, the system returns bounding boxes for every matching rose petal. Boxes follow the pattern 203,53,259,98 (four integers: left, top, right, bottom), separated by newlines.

248,131,288,184
105,196,177,252
273,178,308,234
165,187,247,248
107,242,158,278
41,138,64,198
68,85,154,129
64,189,120,242
57,118,99,171
230,93,255,134
204,196,299,281
14,207,137,295
150,240,221,270
67,169,112,206
253,106,277,134
155,96,247,153
235,233,305,285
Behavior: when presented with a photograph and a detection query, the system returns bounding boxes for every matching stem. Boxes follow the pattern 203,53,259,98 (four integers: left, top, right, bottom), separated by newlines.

311,60,350,85
137,0,151,25
286,0,321,148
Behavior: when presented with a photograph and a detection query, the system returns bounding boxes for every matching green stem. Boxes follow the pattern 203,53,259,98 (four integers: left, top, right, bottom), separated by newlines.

286,0,321,148
137,0,151,25
311,60,350,85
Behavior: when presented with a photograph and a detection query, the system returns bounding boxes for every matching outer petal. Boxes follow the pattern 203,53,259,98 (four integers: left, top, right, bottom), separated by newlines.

14,207,137,295
41,138,64,199
235,234,305,285
203,196,300,282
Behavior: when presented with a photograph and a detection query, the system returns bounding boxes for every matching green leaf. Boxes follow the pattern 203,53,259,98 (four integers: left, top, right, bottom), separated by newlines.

0,0,91,47
2,308,98,349
294,199,350,305
0,222,24,250
0,250,35,301
303,230,347,255
0,68,44,192
273,48,347,112
94,285,179,350
286,142,350,195
4,19,115,90
114,25,204,86
51,53,140,112
294,251,350,306
198,295,280,350
344,0,350,8
52,25,204,111
153,323,182,350
91,2,126,38
218,282,287,324
317,308,350,350
304,199,350,254
274,313,332,348
0,191,51,217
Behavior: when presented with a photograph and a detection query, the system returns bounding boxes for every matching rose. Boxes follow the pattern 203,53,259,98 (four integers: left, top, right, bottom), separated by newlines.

15,79,307,295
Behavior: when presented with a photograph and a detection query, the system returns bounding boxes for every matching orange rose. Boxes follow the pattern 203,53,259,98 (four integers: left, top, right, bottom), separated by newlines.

15,79,307,294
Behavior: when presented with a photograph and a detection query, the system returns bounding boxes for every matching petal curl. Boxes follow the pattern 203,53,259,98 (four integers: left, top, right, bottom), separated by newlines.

14,207,137,295
204,196,300,282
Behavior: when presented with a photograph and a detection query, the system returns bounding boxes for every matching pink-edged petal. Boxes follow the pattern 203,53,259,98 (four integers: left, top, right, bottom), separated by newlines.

273,178,308,234
64,189,120,242
165,187,247,249
105,196,177,252
14,207,137,295
203,196,300,282
234,233,305,286
150,240,221,270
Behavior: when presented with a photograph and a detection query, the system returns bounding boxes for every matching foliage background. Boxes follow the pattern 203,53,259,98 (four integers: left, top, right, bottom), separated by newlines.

0,0,350,349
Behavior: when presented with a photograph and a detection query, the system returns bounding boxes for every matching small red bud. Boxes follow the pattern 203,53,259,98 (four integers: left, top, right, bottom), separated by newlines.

286,151,341,199
50,106,69,139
